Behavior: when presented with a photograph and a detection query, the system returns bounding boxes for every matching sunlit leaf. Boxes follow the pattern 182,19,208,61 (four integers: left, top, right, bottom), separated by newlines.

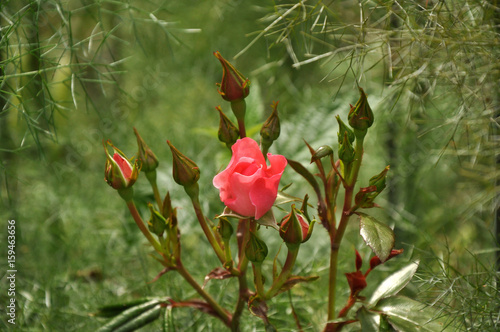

374,296,453,332
358,213,394,262
357,307,381,332
368,261,419,305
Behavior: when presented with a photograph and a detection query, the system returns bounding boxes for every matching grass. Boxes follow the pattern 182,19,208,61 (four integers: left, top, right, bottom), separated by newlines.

1,0,499,331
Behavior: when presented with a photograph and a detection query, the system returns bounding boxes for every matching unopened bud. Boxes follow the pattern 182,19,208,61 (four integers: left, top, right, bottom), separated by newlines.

217,217,234,241
147,203,167,237
348,88,374,131
214,51,250,102
167,140,200,188
216,106,239,148
133,127,159,173
311,145,333,163
260,101,281,145
245,231,268,263
279,205,314,245
336,115,355,144
338,132,355,164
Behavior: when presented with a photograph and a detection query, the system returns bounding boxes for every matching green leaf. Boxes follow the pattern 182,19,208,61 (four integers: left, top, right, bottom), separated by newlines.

113,305,162,332
93,298,158,318
286,158,321,195
275,191,303,206
368,261,419,305
272,275,319,297
357,307,381,331
374,296,453,332
358,213,394,262
96,299,163,332
256,209,278,230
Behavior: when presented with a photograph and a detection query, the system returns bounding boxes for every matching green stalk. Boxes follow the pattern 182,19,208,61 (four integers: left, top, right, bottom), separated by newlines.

231,220,251,332
231,99,246,138
265,244,300,299
176,262,232,327
145,171,163,211
326,131,365,329
125,199,164,256
252,262,265,298
185,184,226,264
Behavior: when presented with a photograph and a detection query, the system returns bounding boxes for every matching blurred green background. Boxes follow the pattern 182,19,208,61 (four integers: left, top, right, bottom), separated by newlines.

1,0,498,331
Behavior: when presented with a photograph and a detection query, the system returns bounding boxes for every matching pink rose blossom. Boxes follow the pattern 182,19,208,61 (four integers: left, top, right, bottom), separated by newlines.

213,137,287,219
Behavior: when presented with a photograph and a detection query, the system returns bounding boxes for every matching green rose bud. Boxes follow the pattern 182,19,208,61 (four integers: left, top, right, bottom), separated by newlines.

147,203,167,237
336,115,355,144
338,132,355,164
216,106,239,148
310,145,333,164
167,140,200,188
133,127,159,173
245,231,268,263
348,88,374,131
217,217,234,241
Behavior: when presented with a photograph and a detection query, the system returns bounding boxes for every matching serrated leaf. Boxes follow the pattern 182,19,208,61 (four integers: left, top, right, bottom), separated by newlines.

369,261,419,305
357,307,381,332
96,299,163,332
358,213,394,262
374,296,453,332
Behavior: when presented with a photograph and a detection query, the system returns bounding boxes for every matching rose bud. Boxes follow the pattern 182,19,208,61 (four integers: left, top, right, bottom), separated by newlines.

217,217,234,241
214,51,250,102
167,140,200,188
336,115,355,144
338,132,355,164
348,88,374,131
310,145,333,164
260,101,281,154
369,165,390,192
104,140,140,190
245,231,268,263
354,185,378,209
279,205,314,246
133,127,159,173
147,203,167,237
213,137,287,220
216,106,239,148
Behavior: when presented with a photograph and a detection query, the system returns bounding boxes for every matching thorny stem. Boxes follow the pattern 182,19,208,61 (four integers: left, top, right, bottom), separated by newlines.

326,131,365,330
231,219,251,332
125,199,164,256
176,261,232,327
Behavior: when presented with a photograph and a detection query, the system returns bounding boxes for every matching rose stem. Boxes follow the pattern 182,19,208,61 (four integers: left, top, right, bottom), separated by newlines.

145,170,163,211
176,261,232,327
124,199,164,256
325,131,365,329
185,184,226,264
265,244,300,299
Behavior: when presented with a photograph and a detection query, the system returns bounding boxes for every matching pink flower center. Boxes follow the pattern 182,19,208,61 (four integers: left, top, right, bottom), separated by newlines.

113,153,132,179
